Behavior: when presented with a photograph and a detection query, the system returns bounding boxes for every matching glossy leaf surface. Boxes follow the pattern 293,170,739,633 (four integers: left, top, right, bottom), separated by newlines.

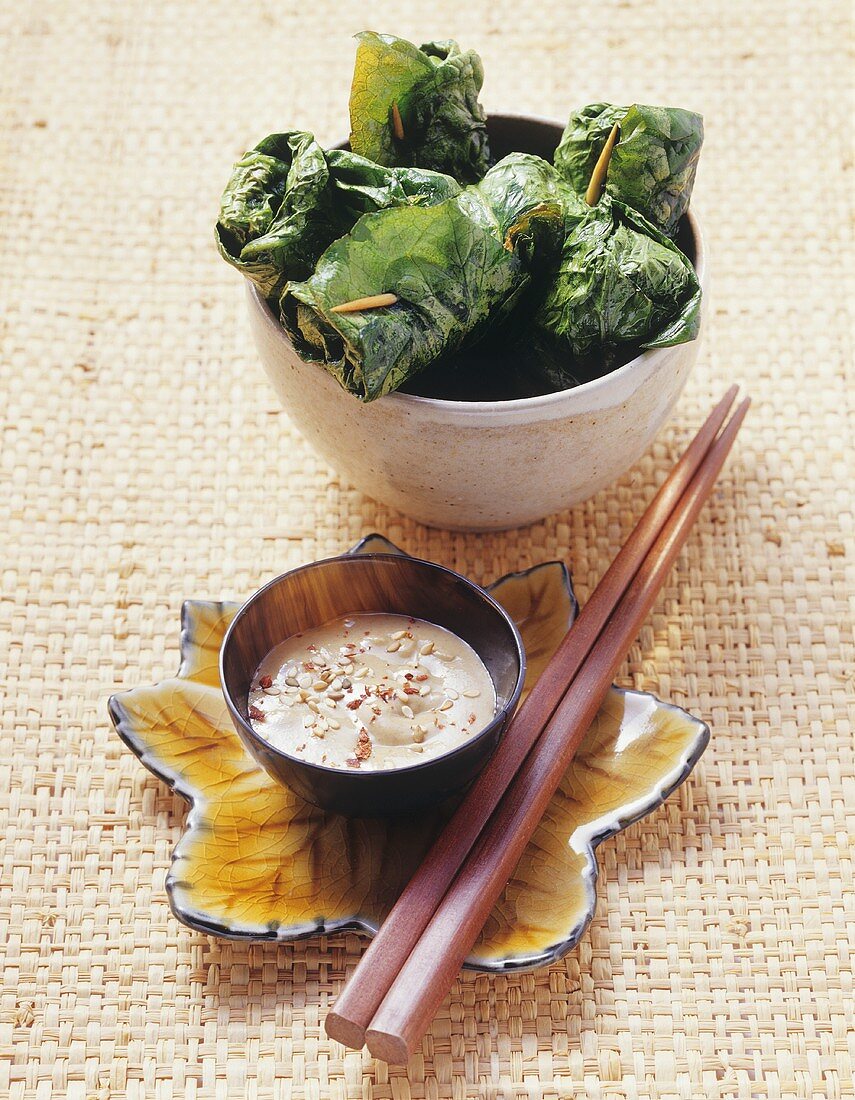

217,131,460,298
554,102,704,237
349,33,489,183
608,105,704,236
554,103,628,194
281,155,563,401
522,192,702,387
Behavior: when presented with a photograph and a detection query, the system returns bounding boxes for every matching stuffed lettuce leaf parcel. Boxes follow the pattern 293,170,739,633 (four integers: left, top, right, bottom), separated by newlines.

216,130,461,299
281,154,564,401
519,189,701,389
349,32,489,183
554,103,703,237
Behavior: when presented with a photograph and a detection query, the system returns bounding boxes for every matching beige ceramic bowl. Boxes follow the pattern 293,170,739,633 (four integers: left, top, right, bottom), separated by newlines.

246,115,707,531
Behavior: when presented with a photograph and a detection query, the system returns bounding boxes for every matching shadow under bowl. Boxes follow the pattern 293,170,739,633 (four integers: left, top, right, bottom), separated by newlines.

219,553,526,817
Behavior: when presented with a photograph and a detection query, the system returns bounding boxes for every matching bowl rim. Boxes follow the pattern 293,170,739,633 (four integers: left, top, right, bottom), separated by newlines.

219,551,527,779
248,111,706,416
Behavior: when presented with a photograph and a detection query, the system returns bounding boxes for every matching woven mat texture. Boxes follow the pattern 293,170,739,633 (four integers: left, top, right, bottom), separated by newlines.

1,1,852,1097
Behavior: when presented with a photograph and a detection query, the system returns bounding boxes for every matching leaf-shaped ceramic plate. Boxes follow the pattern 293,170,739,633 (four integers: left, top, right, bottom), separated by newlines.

109,536,709,973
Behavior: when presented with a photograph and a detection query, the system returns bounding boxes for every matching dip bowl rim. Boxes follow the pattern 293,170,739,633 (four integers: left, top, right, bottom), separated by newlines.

219,551,527,785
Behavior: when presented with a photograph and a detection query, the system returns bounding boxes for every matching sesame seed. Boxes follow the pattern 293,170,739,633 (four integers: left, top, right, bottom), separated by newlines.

463,689,480,698
401,705,414,719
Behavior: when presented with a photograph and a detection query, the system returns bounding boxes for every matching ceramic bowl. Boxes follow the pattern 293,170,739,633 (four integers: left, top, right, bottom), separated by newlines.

246,114,707,531
219,553,525,816
108,535,710,972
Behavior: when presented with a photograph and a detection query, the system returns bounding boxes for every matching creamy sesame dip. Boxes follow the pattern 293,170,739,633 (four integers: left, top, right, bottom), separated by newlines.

247,614,496,770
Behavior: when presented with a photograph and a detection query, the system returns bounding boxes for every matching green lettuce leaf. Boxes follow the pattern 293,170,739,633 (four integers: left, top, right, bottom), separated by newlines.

349,32,489,183
472,153,565,240
554,103,628,193
281,155,564,401
216,131,460,298
607,105,704,236
522,191,701,384
554,103,703,236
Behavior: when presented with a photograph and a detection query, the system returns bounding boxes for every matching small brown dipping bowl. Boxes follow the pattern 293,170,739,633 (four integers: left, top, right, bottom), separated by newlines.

220,553,526,817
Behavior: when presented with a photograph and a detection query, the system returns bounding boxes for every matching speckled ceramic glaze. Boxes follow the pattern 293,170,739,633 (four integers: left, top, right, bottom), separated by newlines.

109,536,710,973
245,115,708,531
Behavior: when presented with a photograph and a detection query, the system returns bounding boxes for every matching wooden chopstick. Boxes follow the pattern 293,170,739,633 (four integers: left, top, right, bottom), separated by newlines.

364,396,750,1063
325,387,740,1050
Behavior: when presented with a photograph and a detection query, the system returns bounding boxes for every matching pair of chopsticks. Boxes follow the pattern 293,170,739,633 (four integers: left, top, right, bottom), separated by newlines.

326,386,750,1063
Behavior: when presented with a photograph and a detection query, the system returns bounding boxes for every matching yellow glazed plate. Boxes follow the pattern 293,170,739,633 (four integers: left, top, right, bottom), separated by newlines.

109,536,709,972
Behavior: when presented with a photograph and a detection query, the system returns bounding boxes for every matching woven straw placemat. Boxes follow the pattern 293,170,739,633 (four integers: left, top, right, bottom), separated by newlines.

1,1,852,1097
